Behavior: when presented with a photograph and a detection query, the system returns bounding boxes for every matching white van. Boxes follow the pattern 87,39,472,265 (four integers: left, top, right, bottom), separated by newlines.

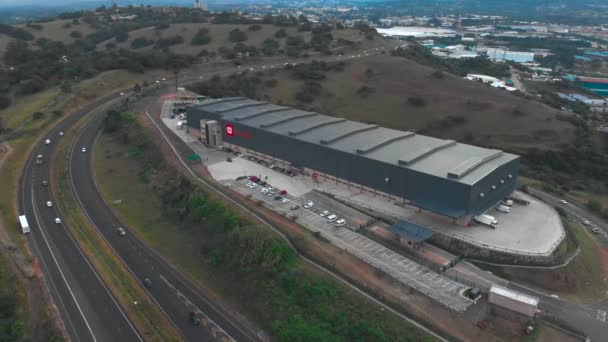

497,204,510,213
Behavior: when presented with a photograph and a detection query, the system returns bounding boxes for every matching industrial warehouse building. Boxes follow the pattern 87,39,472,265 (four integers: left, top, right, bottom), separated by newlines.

187,97,520,220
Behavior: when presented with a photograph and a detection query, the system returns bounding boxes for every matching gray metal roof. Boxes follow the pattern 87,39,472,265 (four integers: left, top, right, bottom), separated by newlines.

193,98,519,186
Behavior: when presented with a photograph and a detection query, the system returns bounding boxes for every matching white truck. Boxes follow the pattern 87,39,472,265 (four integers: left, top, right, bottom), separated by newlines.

496,204,511,213
474,214,498,228
18,215,30,234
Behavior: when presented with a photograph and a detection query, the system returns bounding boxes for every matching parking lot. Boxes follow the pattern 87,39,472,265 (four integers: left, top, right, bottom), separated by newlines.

228,177,473,312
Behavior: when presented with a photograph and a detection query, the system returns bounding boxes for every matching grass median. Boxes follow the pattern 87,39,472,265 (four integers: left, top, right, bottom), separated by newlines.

50,109,181,342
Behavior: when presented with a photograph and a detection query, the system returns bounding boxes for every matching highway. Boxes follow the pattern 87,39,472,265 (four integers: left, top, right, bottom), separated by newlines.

69,114,256,341
18,93,142,342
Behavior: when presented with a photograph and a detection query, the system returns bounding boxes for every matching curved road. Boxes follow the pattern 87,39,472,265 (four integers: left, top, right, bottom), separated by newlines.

69,114,256,341
18,93,142,342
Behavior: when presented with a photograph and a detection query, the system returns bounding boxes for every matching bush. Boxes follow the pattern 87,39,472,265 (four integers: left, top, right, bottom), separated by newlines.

18,79,45,95
0,95,11,110
70,30,82,39
274,29,287,38
154,35,184,49
32,111,44,120
131,37,154,49
228,28,248,43
191,28,211,45
248,24,262,31
261,38,280,56
407,97,426,107
264,79,278,88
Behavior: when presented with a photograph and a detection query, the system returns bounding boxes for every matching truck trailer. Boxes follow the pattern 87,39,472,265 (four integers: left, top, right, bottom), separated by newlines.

489,285,538,318
474,214,498,228
18,215,30,234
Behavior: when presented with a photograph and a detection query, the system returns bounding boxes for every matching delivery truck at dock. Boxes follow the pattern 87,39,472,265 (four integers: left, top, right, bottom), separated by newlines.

473,214,498,228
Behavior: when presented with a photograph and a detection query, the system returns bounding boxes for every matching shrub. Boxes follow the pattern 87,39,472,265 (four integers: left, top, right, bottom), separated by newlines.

407,97,426,107
70,30,82,38
192,28,211,45
248,24,262,31
131,37,154,49
228,28,248,43
274,29,287,38
0,95,11,110
32,111,44,120
261,38,280,56
18,79,45,95
264,79,278,88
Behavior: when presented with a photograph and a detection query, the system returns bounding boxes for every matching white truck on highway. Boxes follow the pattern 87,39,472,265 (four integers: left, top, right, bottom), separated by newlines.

18,215,30,234
474,214,498,228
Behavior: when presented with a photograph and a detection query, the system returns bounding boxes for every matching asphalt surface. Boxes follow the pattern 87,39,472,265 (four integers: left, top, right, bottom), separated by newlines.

18,93,142,342
69,114,258,341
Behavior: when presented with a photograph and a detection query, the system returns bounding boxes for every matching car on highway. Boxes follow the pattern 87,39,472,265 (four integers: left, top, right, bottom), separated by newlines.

59,131,64,136
143,277,152,288
46,201,53,208
320,210,330,217
41,180,48,187
45,139,51,145
327,214,338,222
55,217,61,224
304,201,314,209
81,147,87,153
190,311,202,326
117,227,126,236
560,199,568,205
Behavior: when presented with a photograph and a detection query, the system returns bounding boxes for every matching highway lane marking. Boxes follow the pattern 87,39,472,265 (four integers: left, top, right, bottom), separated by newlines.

30,186,98,342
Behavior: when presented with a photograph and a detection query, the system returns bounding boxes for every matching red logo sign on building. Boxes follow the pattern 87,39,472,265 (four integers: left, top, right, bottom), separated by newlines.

226,124,234,136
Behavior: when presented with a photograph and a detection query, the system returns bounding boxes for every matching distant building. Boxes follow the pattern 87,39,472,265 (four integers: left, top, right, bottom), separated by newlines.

478,48,535,63
193,0,208,11
375,26,457,38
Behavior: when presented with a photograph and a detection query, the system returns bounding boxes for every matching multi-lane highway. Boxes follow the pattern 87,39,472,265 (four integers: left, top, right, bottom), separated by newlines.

18,94,142,342
69,113,256,341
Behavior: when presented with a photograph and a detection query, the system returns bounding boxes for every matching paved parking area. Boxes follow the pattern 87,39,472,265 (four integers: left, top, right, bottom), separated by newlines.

228,179,473,312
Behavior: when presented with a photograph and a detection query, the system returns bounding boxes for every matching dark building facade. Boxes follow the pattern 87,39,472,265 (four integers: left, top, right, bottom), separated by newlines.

187,97,520,219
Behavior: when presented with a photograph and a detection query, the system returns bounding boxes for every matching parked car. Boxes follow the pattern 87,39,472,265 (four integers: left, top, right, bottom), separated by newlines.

327,214,338,222
273,195,282,201
583,220,591,226
260,181,267,186
320,210,330,217
592,227,601,234
304,201,314,209
335,219,346,226
279,190,287,196
282,198,290,204
290,204,300,210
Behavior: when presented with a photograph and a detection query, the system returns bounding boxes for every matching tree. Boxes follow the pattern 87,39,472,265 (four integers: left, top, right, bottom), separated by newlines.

70,30,82,38
274,29,287,39
248,24,262,31
0,95,11,110
228,28,248,43
191,28,211,45
32,111,44,120
261,39,280,56
60,80,72,93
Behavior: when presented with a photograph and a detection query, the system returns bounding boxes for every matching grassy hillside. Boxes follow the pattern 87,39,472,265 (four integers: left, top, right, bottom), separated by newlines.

95,23,369,56
193,54,575,152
